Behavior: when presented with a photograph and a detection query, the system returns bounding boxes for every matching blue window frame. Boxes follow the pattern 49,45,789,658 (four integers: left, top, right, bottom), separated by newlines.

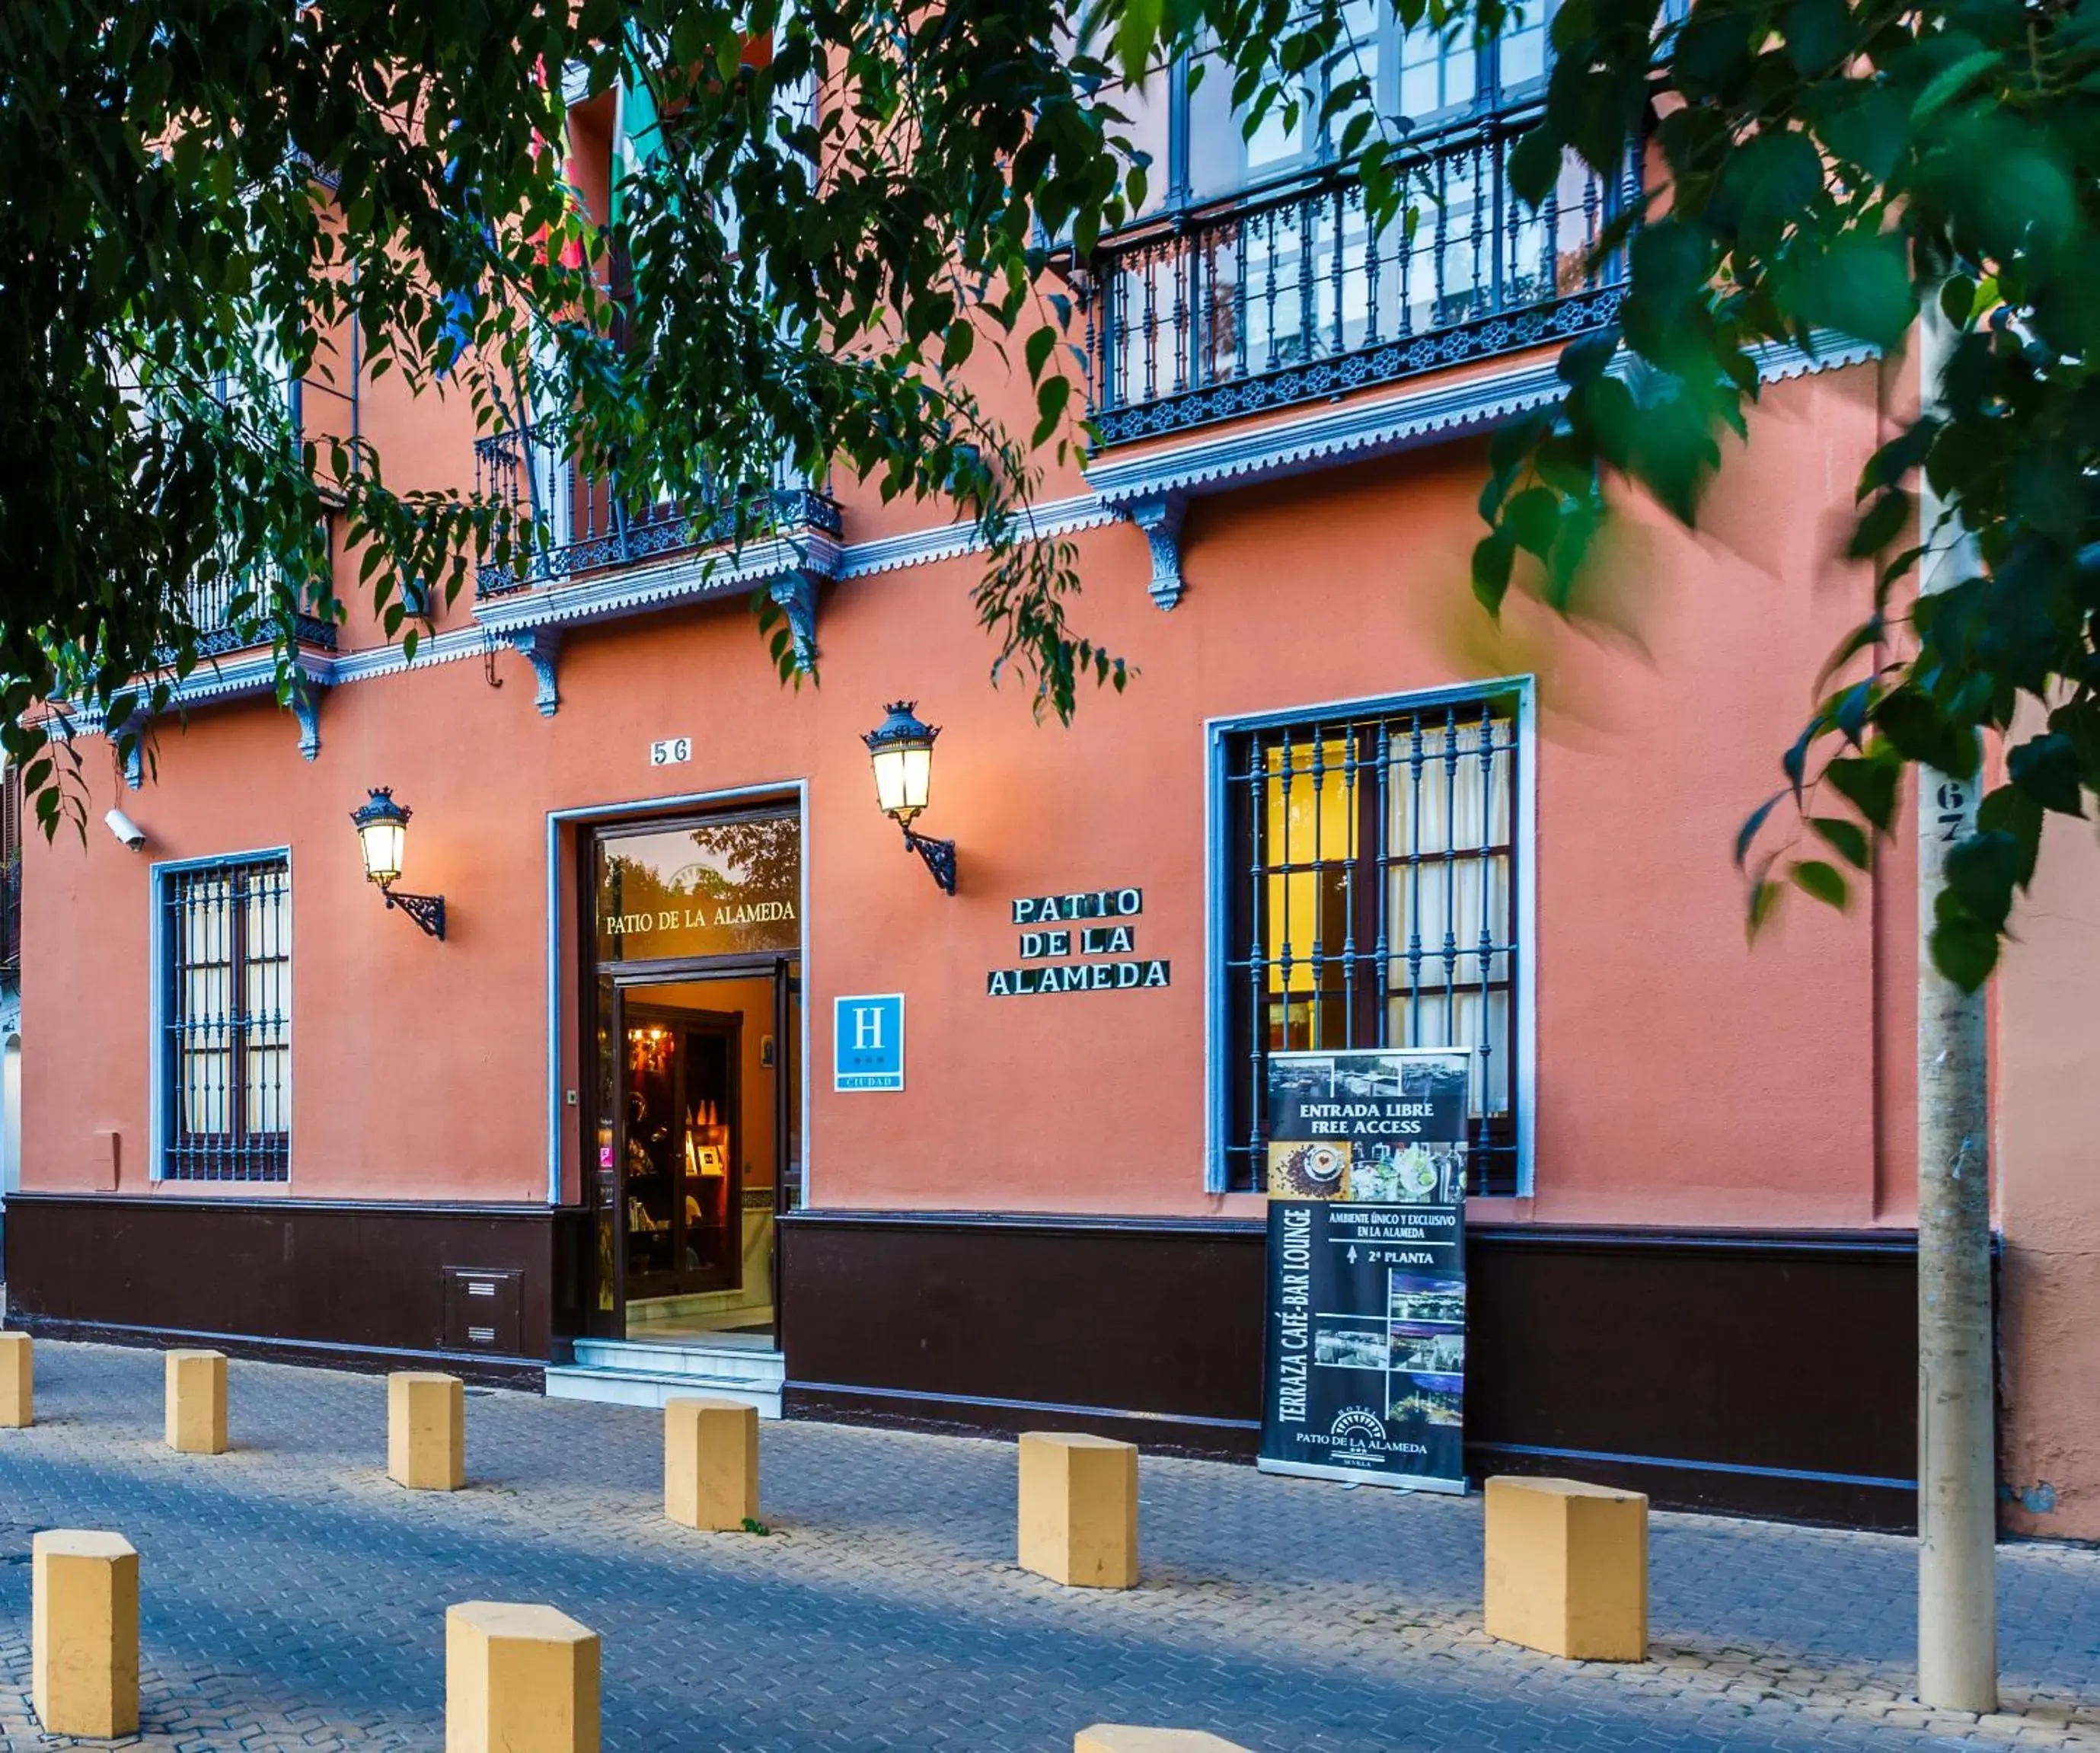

1208,684,1534,1196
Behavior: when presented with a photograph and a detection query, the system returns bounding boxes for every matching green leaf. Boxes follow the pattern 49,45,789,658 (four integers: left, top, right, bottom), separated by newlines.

1747,873,1786,938
1809,816,1872,867
1505,486,1561,560
1024,324,1056,385
1792,235,1917,351
1929,901,2000,991
1911,48,2005,126
1848,489,1911,560
1737,789,1786,868
2006,733,2085,816
1508,126,1562,208
1825,755,1901,830
1790,857,1849,908
1473,529,1517,615
1943,830,2023,931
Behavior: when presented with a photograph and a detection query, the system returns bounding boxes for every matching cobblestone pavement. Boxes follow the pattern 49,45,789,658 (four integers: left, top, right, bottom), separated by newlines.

0,1343,2095,1751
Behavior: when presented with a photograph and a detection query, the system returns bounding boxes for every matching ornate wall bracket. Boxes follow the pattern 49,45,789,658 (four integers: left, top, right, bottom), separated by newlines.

506,627,564,717
104,711,148,789
767,570,822,674
289,681,323,760
1123,491,1189,611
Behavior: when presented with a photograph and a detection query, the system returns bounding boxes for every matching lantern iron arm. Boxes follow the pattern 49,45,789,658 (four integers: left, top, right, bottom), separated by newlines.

378,882,447,940
898,821,957,896
349,787,448,941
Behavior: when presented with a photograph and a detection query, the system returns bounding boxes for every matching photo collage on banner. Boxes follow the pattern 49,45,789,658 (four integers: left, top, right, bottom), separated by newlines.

1259,1046,1473,1491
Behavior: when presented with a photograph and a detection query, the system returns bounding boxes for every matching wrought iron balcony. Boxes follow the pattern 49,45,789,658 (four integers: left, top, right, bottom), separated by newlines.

473,425,844,599
1081,113,1638,447
164,373,353,658
177,567,337,659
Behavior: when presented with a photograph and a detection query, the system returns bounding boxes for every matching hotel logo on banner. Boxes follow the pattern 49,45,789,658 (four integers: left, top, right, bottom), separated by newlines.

986,887,1170,996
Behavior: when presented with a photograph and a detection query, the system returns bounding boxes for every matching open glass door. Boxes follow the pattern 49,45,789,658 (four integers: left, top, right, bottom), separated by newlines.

581,806,802,1345
588,974,627,1339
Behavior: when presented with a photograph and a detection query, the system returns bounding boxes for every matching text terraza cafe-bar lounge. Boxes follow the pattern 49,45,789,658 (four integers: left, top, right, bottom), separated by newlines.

5,346,1960,1529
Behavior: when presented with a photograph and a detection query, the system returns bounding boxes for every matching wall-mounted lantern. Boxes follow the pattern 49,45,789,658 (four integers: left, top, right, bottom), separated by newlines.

350,787,447,940
863,701,956,895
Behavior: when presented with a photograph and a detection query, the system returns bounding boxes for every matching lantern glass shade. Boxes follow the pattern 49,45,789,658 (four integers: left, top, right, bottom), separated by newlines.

350,788,411,886
863,703,938,825
872,742,933,820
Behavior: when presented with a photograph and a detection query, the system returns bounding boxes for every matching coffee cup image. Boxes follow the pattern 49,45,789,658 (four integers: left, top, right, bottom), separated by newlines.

1269,1140,1352,1199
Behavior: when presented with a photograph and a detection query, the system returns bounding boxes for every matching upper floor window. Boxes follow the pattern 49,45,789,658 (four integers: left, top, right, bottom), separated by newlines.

1163,0,1556,209
1214,691,1526,1196
159,854,292,1182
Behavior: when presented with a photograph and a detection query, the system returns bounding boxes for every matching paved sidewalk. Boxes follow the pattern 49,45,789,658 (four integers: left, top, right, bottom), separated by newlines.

0,1342,2095,1751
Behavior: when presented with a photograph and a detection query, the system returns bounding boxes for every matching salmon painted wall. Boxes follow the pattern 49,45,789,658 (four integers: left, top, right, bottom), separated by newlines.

21,364,1915,1238
1998,813,2100,1541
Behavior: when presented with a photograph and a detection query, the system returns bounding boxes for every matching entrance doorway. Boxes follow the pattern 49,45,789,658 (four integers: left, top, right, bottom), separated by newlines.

584,806,803,1346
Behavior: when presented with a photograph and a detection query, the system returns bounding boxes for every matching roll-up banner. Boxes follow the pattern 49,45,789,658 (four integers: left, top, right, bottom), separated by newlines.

1258,1046,1473,1493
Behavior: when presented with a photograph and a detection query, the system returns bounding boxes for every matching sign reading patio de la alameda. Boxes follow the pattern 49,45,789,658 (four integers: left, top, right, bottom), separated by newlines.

985,887,1170,997
1259,1046,1474,1493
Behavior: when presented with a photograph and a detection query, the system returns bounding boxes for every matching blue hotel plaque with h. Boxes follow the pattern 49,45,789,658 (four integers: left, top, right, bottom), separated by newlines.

834,994,905,1091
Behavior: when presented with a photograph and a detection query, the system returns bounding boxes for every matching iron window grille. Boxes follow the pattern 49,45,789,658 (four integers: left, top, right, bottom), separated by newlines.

1221,694,1522,1195
161,855,292,1181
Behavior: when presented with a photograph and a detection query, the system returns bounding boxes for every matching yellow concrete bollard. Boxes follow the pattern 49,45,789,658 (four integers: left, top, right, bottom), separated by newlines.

388,1372,465,1491
32,1530,140,1739
445,1601,599,1753
1,1330,31,1427
1018,1431,1139,1589
1077,1730,1252,1753
164,1349,228,1454
663,1395,758,1531
1483,1475,1649,1661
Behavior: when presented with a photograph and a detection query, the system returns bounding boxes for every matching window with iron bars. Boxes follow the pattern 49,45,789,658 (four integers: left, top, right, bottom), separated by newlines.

1221,694,1523,1195
160,855,291,1181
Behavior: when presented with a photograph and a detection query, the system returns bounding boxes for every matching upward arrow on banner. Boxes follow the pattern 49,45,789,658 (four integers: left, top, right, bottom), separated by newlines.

1347,1245,1359,1264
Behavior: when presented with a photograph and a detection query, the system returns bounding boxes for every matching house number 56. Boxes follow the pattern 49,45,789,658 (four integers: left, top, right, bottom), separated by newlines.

649,736,692,766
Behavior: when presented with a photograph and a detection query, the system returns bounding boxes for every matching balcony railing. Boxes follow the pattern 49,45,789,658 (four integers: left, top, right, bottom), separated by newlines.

164,375,353,658
177,564,338,659
473,425,842,598
1084,113,1637,446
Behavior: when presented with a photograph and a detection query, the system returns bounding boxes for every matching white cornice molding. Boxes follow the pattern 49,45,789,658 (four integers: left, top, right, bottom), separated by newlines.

102,334,1881,723
327,622,490,685
471,528,843,637
1084,332,1880,605
1087,332,1879,509
833,493,1116,580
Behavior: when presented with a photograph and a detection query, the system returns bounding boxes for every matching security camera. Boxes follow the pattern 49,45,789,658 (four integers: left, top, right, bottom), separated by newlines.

104,809,146,851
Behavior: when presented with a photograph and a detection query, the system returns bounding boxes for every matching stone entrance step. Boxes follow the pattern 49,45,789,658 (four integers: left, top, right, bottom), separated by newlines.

544,1338,784,1418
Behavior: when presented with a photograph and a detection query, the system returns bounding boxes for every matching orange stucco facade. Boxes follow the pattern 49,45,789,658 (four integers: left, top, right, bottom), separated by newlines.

27,369,1901,1224
10,243,2094,1532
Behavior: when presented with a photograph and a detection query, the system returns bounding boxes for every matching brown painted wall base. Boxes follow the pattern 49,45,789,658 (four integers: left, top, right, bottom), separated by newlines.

5,1193,1936,1529
780,1211,1930,1530
0,1193,573,1384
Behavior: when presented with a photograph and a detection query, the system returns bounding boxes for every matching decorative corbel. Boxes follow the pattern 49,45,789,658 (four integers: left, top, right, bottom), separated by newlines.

106,711,147,788
1125,490,1189,611
767,570,821,675
507,627,564,717
289,680,323,761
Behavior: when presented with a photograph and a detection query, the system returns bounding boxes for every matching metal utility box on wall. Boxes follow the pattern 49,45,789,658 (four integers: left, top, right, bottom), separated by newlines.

442,1267,523,1356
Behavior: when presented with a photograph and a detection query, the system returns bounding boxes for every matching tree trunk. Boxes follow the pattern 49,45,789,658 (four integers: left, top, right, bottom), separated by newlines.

1914,310,1999,1713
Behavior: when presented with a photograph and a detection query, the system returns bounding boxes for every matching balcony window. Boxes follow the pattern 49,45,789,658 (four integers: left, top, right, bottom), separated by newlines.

1084,1,1630,445
472,424,839,596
